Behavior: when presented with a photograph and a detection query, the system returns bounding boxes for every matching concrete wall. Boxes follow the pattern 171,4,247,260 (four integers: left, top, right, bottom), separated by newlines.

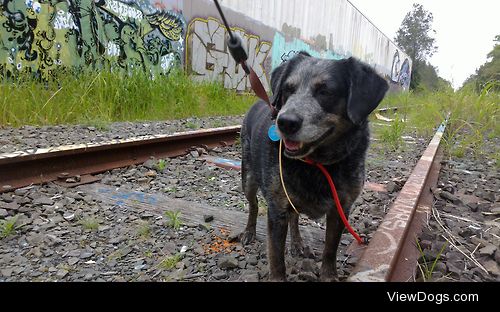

219,0,412,90
1,0,411,90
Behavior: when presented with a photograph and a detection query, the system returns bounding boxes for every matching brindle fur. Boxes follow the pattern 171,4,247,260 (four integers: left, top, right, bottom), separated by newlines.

240,53,388,281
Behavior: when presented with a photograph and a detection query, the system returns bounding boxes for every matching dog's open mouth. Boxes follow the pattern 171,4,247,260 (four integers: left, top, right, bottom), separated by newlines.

283,139,306,156
282,127,335,158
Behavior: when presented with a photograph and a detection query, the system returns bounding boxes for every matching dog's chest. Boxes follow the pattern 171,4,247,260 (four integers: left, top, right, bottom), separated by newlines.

283,173,335,218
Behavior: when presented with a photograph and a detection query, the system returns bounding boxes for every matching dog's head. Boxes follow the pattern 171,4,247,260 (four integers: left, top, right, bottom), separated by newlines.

270,52,389,159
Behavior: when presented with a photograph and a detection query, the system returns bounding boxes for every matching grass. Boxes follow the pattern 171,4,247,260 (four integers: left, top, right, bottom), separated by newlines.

164,210,183,230
416,239,449,282
137,221,151,239
79,216,100,231
159,253,182,270
376,83,499,161
379,114,406,151
2,68,498,164
0,69,256,127
0,215,19,239
156,159,167,172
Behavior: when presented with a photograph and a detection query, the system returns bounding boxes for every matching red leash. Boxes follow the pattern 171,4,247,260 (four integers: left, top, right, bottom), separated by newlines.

304,158,365,245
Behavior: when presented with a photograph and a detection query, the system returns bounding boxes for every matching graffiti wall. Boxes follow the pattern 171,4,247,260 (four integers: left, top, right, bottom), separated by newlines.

186,17,271,91
1,0,411,91
0,0,185,80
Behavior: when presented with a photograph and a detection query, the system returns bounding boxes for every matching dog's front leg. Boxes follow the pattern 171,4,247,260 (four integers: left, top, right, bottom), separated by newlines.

267,206,289,281
320,212,344,282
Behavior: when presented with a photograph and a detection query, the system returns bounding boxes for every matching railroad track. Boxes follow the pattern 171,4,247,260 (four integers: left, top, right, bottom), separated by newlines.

0,118,448,282
0,126,240,193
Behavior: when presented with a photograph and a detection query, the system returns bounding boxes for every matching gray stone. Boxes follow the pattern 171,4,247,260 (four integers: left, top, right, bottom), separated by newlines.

247,255,258,266
67,250,81,258
63,212,75,221
143,158,157,170
446,262,462,279
458,228,474,238
479,245,497,257
213,271,228,280
386,181,397,193
109,236,125,244
56,269,69,279
1,268,13,277
0,208,8,218
80,251,94,259
33,197,54,206
46,234,63,246
26,233,45,245
466,201,478,212
1,194,13,202
203,215,214,223
439,191,461,205
240,272,259,282
300,259,317,273
495,250,500,264
483,260,499,276
442,204,454,213
0,201,19,211
68,257,79,266
298,271,317,282
477,202,492,212
218,256,239,270
475,190,495,202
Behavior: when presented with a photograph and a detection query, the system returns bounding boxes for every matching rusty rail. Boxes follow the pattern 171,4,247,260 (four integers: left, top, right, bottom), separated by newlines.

348,120,447,282
0,126,241,193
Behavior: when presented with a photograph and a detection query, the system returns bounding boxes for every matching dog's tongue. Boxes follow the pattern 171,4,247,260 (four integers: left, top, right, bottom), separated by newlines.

284,139,301,151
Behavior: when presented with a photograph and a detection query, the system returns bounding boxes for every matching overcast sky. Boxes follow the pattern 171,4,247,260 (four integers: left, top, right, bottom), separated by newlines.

348,0,500,89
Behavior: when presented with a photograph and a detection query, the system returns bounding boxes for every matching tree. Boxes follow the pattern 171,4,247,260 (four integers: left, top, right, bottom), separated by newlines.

395,3,438,90
463,34,500,91
395,3,437,63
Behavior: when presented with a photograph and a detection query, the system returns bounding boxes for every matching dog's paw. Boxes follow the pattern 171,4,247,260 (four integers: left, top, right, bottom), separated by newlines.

239,230,256,245
319,274,339,282
320,267,339,282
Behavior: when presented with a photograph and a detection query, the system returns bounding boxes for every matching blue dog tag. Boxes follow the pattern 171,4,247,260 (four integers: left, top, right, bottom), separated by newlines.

268,125,280,141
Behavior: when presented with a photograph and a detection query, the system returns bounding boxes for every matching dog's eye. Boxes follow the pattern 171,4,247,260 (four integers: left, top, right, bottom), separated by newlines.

315,84,333,96
283,84,295,95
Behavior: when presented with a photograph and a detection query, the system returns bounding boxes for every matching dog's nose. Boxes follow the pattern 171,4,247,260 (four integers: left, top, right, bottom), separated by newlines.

277,114,303,135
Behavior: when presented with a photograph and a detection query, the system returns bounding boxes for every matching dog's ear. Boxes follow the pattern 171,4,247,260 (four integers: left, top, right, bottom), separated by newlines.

346,57,389,125
270,61,287,111
270,51,310,110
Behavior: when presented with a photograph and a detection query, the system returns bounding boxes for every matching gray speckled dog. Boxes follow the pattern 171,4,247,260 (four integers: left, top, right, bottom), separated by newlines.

240,52,388,281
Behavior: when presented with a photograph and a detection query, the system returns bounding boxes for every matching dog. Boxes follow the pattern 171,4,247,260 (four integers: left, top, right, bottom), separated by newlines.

239,52,388,281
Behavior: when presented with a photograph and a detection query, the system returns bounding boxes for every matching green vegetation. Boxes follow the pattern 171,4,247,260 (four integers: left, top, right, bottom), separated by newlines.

164,210,183,230
79,216,100,231
159,253,182,270
379,114,406,150
0,215,19,239
156,159,167,172
137,221,151,239
0,69,256,127
463,34,500,92
416,239,448,281
376,84,499,163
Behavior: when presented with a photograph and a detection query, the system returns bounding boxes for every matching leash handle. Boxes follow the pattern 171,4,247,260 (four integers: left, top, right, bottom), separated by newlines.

213,0,277,119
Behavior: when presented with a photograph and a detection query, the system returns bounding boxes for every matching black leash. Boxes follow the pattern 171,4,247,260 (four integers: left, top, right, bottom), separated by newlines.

213,0,277,119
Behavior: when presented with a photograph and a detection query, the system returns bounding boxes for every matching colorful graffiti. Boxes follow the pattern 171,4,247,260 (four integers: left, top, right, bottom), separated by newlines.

390,50,411,89
186,17,271,91
271,32,345,70
0,0,185,80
